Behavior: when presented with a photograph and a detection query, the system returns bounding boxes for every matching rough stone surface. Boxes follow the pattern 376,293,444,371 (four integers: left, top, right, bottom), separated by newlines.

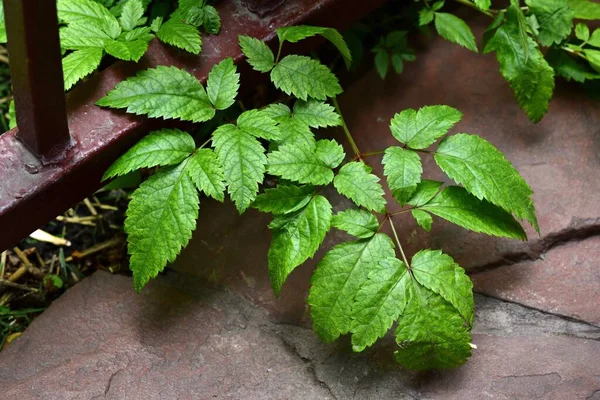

472,237,600,325
1,271,599,400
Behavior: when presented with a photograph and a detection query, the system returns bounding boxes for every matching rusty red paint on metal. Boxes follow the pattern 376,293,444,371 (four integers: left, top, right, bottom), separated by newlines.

2,0,70,158
0,0,387,251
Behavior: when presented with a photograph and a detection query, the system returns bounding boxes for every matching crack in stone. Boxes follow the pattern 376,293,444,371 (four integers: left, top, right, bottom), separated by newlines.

103,369,121,397
475,292,600,334
468,219,600,274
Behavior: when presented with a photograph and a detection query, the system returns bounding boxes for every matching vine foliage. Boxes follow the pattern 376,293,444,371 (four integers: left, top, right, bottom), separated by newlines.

98,25,538,370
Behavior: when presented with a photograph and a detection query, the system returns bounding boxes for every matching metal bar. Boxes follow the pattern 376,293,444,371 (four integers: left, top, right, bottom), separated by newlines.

0,0,387,251
2,0,70,157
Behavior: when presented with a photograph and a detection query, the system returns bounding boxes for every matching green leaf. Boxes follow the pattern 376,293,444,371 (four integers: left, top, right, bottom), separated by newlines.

292,99,341,128
276,25,352,69
434,13,478,52
104,128,195,180
60,24,111,50
97,66,216,123
589,29,600,47
584,49,600,69
484,4,555,123
176,0,204,26
237,109,280,141
157,18,202,54
575,23,590,41
268,195,332,295
350,257,411,351
212,124,267,213
276,119,315,147
309,233,395,342
254,184,315,215
315,139,345,169
267,139,335,186
263,103,291,123
546,48,600,83
474,0,492,10
382,147,423,205
419,8,435,26
394,282,471,370
202,5,221,35
119,0,144,31
271,55,342,101
238,35,275,72
411,209,433,231
331,209,379,239
58,0,121,39
434,133,538,230
374,50,389,79
8,100,16,130
389,105,463,149
566,0,600,20
206,57,240,110
0,4,6,43
420,186,527,239
105,38,148,61
525,0,573,46
187,148,226,202
333,162,386,213
121,26,154,41
62,48,104,90
407,180,443,207
126,161,199,291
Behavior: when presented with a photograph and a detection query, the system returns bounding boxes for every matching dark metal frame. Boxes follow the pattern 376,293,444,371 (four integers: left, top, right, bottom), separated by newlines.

0,0,386,251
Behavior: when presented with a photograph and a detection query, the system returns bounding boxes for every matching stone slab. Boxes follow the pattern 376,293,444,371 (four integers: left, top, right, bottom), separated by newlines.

471,236,600,326
1,272,599,399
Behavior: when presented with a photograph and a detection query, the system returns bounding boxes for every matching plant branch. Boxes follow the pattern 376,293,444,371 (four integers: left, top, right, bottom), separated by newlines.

452,0,495,17
387,216,411,269
332,97,362,159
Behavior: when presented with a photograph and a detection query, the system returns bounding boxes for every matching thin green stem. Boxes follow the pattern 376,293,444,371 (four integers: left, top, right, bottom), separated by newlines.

453,0,494,17
390,208,413,217
332,97,362,159
361,150,385,158
388,216,410,269
275,41,284,64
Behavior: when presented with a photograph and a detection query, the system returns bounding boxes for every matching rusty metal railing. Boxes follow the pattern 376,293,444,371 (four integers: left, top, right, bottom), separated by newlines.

0,0,387,251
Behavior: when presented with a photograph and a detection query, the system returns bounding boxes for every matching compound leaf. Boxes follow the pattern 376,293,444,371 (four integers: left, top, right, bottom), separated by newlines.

309,233,395,342
434,12,478,52
567,0,600,19
271,55,342,100
157,18,202,54
60,24,111,50
238,35,275,72
206,57,240,110
331,209,379,239
254,184,315,215
62,47,104,90
382,146,423,205
333,162,386,213
97,66,216,123
434,133,538,231
484,4,555,122
187,148,226,202
268,195,332,295
389,106,463,149
104,128,195,180
212,124,267,213
58,0,121,38
420,186,527,239
125,161,199,291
